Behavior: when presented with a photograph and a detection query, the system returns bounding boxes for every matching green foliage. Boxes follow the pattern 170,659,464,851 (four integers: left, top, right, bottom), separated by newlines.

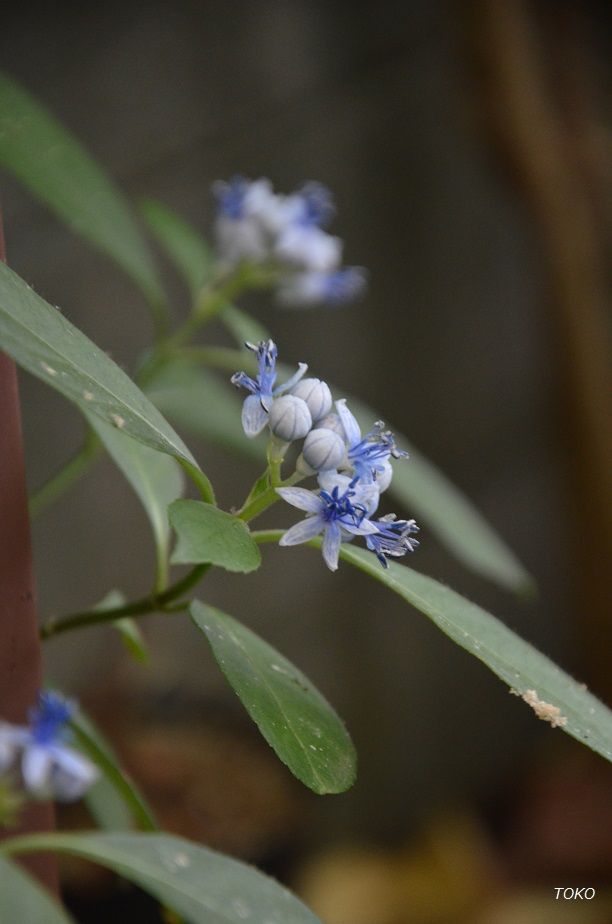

191,601,357,794
146,357,263,461
0,856,75,923
334,543,611,762
115,618,149,663
141,198,215,297
170,500,261,572
221,303,270,346
3,832,323,924
0,261,212,500
71,710,158,832
0,73,162,305
87,414,184,587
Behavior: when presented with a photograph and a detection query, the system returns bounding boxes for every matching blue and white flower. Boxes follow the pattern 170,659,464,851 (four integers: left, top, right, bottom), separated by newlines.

213,176,279,267
213,177,366,307
277,267,366,308
276,482,379,571
0,691,98,802
365,514,420,568
335,398,407,484
231,339,307,437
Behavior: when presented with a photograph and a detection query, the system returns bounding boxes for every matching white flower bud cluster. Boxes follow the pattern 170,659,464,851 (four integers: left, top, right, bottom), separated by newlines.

232,340,403,497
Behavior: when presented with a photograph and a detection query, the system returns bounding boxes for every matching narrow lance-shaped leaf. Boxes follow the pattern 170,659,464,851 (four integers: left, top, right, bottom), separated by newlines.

170,500,261,573
0,72,162,304
255,532,612,764
71,708,158,833
140,198,215,297
87,413,184,585
0,261,213,501
0,855,76,924
191,601,357,794
2,832,323,924
146,358,263,461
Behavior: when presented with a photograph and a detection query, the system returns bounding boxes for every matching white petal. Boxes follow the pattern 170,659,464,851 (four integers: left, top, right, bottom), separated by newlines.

274,362,308,395
353,482,381,516
276,487,322,514
342,518,380,536
50,746,99,801
279,516,324,547
335,398,361,446
22,745,53,796
322,521,341,571
317,471,352,494
241,394,268,438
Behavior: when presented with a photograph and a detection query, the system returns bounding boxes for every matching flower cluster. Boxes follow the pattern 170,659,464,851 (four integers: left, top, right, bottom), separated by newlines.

0,691,98,802
213,177,366,307
232,340,419,571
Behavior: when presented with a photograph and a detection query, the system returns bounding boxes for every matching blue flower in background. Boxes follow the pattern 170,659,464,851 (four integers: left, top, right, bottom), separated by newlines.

278,267,367,308
231,339,308,437
212,176,366,307
276,481,379,571
0,691,98,802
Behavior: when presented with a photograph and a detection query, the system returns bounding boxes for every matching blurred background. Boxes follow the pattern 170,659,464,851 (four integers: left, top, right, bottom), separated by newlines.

1,1,611,921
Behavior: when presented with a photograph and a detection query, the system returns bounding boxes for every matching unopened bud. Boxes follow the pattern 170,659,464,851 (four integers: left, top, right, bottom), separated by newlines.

303,427,346,472
314,412,346,439
269,395,312,442
290,378,333,422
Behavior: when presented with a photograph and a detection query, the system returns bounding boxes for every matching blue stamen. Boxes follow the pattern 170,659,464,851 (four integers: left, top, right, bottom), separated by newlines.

366,516,420,567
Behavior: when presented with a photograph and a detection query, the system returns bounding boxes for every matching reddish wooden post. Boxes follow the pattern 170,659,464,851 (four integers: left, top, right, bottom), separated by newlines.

0,211,59,892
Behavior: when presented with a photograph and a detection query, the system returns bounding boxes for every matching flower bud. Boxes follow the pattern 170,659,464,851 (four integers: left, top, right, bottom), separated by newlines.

314,412,346,439
302,428,346,472
269,395,312,442
290,377,333,422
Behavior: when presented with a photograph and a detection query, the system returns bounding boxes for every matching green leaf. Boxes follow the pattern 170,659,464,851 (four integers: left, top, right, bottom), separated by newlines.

0,855,75,923
221,304,270,347
0,73,162,304
332,541,612,763
146,358,263,461
87,413,184,583
71,710,158,832
115,618,149,663
191,601,356,794
169,500,261,573
141,199,214,297
3,832,323,924
0,261,213,499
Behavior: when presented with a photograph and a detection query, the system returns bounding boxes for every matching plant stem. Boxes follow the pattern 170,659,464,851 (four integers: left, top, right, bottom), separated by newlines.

40,564,209,641
237,471,303,522
29,430,101,519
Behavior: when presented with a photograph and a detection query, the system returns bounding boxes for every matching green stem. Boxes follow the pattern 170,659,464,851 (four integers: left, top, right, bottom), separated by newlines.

40,564,209,641
28,430,101,519
238,471,303,522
